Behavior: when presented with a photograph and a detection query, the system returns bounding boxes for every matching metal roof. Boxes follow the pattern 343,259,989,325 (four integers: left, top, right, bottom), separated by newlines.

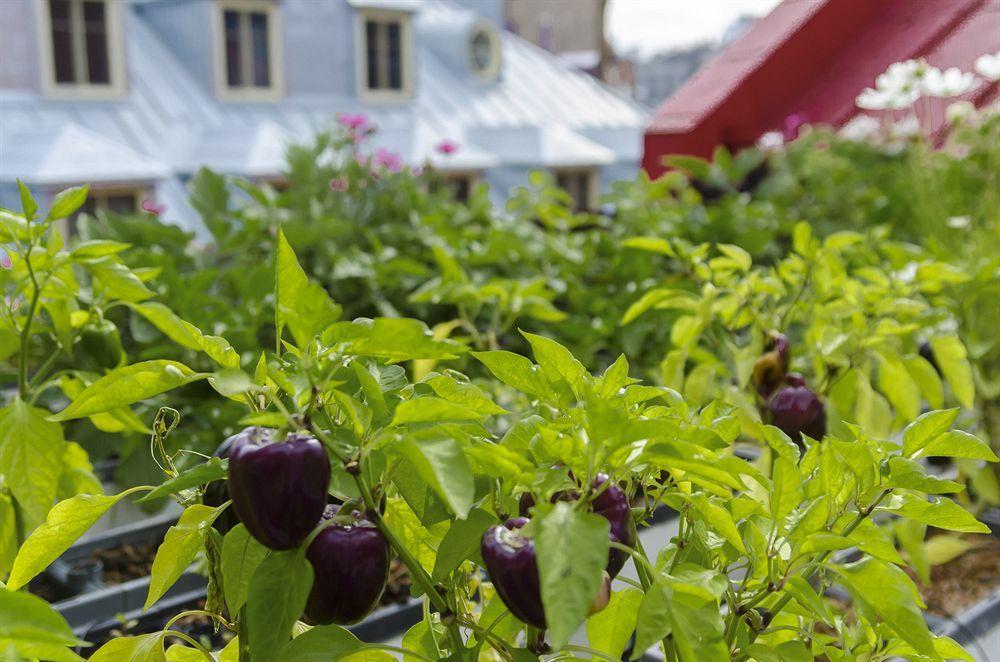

1,0,646,231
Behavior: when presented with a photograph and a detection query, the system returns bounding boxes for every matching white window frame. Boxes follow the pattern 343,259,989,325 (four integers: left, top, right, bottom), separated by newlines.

468,21,502,81
36,0,127,99
212,0,283,102
553,167,599,211
355,8,413,103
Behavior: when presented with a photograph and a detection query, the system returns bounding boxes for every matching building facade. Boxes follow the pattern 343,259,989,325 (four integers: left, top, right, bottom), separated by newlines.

0,0,645,236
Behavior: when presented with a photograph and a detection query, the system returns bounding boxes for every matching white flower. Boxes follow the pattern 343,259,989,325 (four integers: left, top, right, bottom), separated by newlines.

946,100,976,123
839,115,881,141
856,86,919,110
756,131,784,150
891,114,921,138
974,52,1000,81
921,67,978,97
947,216,971,229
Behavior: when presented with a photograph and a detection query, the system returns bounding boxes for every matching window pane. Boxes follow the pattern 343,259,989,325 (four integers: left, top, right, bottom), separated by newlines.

387,22,401,90
82,1,109,84
105,194,137,214
249,12,269,87
224,10,242,87
365,20,379,89
49,0,75,83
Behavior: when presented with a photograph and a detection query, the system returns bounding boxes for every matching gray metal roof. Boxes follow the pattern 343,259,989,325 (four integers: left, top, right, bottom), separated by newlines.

0,0,646,232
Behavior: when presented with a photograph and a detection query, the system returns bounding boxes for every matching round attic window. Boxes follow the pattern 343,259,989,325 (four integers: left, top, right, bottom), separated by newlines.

469,23,501,80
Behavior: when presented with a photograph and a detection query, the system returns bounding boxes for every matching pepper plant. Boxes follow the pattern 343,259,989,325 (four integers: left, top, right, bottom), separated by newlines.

2,229,995,661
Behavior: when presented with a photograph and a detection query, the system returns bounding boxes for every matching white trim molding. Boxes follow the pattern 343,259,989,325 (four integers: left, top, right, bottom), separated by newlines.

36,0,127,100
355,7,414,104
212,0,283,102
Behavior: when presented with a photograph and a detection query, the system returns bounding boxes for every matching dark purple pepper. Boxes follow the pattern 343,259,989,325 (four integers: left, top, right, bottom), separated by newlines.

203,428,251,534
305,505,389,625
228,430,331,550
591,474,635,578
769,375,826,445
481,517,546,629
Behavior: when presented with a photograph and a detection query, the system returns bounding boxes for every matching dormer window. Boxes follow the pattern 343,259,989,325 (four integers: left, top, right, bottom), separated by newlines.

39,0,125,97
214,0,282,101
469,23,501,80
357,9,412,102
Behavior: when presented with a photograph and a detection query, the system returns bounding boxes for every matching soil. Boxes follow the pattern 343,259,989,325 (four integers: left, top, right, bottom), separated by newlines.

87,540,159,585
911,535,1000,618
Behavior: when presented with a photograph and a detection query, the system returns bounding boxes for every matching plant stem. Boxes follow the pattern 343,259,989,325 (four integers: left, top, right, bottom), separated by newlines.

164,631,215,662
17,248,41,398
237,606,250,662
737,489,892,653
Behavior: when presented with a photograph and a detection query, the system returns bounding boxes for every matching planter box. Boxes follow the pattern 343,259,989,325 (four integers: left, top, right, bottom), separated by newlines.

928,508,1000,648
39,513,205,638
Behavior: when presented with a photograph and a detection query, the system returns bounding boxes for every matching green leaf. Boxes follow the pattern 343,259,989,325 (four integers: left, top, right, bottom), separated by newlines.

0,399,64,526
208,369,258,399
391,397,485,425
782,576,833,625
835,557,936,659
17,180,38,221
323,318,465,361
221,524,269,614
929,336,975,409
47,185,89,220
924,535,973,566
7,490,135,590
0,590,82,662
431,508,495,582
145,504,220,609
424,375,507,416
472,350,550,400
279,624,378,662
690,494,746,553
89,259,155,302
50,360,205,420
400,620,443,662
247,550,314,662
70,240,131,259
129,302,240,368
886,494,989,533
586,588,643,659
902,409,959,458
770,456,803,523
621,236,675,256
877,352,921,422
395,437,475,518
89,633,165,662
922,430,998,462
886,457,962,494
904,355,943,410
635,579,727,661
138,458,228,503
536,503,609,649
521,331,587,390
275,229,342,346
383,497,446,574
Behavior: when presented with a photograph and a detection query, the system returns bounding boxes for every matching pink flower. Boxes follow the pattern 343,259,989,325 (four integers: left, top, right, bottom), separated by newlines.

411,166,425,177
329,177,349,192
0,249,11,270
436,139,459,155
5,295,20,312
373,148,403,173
141,199,167,216
338,113,368,131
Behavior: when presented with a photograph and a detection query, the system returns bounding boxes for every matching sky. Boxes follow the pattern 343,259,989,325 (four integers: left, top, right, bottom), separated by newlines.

606,0,783,57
